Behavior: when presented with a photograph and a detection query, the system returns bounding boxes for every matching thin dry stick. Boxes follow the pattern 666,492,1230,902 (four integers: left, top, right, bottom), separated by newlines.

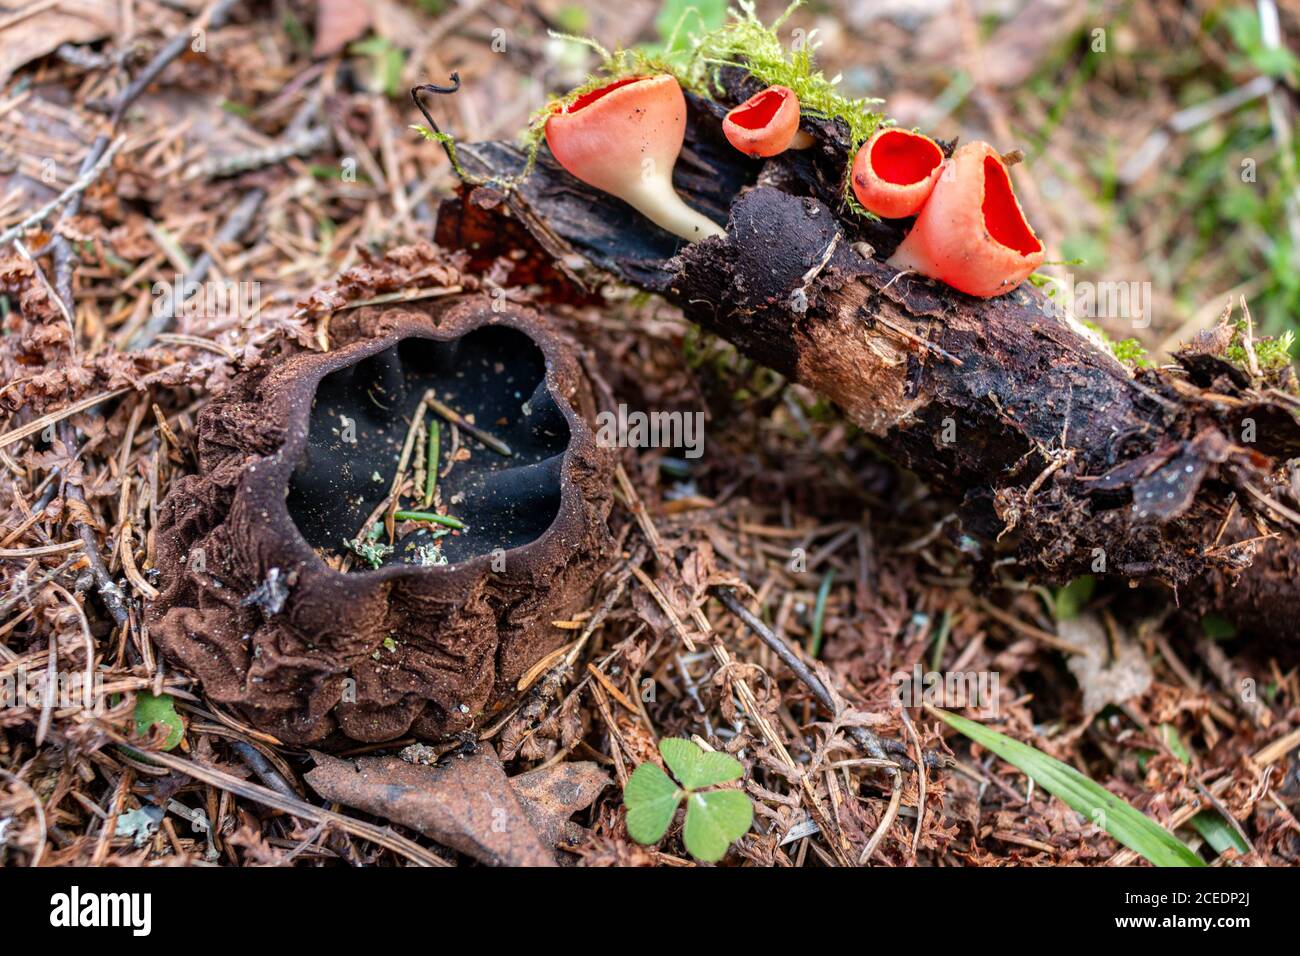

0,387,132,451
48,582,96,717
978,598,1088,656
859,774,903,865
108,0,242,126
425,394,512,457
35,617,56,746
713,586,835,707
60,421,129,628
129,188,266,349
91,723,450,866
0,137,126,246
899,707,926,857
0,541,82,558
92,768,133,866
714,585,942,771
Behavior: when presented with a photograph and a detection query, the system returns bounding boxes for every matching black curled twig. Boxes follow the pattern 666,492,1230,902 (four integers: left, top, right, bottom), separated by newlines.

411,74,464,172
410,73,538,189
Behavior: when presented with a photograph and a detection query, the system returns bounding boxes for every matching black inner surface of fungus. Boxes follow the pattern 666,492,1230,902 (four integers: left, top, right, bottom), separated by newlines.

287,326,569,570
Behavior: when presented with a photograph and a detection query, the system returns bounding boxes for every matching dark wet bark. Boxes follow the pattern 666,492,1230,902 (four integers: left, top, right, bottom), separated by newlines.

440,76,1300,640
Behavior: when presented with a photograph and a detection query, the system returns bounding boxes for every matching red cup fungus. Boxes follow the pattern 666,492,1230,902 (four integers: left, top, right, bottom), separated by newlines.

545,74,724,243
849,127,945,219
886,140,1045,298
722,85,807,158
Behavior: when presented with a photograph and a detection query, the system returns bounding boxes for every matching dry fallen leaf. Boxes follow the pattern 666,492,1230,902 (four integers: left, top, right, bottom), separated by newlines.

1063,613,1153,714
313,0,373,58
0,1,119,88
305,748,609,866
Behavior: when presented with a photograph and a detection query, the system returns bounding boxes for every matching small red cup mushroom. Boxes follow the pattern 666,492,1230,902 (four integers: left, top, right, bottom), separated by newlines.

850,127,945,219
886,140,1045,297
545,74,724,243
723,85,807,158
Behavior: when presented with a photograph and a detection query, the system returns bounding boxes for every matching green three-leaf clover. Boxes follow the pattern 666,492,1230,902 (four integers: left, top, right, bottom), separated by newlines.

623,738,754,862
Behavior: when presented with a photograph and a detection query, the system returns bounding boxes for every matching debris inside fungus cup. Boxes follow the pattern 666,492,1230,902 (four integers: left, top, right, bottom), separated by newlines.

289,325,569,571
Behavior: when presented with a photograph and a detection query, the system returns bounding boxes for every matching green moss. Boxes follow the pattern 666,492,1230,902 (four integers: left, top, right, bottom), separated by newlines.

691,2,885,217
1224,319,1295,372
1082,320,1154,368
415,2,886,214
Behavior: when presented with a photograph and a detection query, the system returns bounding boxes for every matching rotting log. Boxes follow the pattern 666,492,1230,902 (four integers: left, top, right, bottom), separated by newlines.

435,70,1300,641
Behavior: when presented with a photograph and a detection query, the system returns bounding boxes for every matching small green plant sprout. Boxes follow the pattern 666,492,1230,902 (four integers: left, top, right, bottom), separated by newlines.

345,522,394,569
1225,317,1295,373
133,692,185,751
1080,319,1154,369
624,738,754,862
1052,575,1096,621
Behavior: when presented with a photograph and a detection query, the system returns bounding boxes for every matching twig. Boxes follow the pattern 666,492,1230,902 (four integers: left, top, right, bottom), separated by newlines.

0,137,125,247
0,768,47,866
713,586,836,709
105,0,242,127
183,126,330,180
0,386,132,451
424,394,512,457
90,726,450,867
229,740,300,801
60,422,129,628
859,773,903,864
714,585,948,772
978,598,1088,656
128,188,266,349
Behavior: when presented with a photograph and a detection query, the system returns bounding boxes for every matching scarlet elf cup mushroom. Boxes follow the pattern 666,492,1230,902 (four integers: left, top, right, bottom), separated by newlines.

887,140,1045,298
850,127,945,219
722,85,811,158
545,74,725,242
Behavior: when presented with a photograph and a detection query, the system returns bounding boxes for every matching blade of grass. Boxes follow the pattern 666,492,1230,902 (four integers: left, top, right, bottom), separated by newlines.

927,706,1205,867
423,418,440,508
1189,810,1250,856
809,568,834,658
393,510,464,530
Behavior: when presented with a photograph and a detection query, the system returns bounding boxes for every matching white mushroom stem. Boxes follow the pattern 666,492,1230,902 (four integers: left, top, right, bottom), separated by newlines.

621,178,725,241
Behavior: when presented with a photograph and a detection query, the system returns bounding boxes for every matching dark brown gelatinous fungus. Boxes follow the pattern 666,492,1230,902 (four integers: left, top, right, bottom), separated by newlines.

148,296,616,746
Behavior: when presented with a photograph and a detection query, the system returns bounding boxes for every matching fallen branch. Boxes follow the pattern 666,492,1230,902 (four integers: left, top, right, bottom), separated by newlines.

444,72,1300,638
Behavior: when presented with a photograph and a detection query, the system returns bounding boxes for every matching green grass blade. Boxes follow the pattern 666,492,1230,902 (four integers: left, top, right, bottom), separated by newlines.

929,706,1204,867
1189,810,1250,857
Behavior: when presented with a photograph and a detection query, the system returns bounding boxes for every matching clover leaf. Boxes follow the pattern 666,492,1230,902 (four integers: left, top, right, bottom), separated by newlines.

683,790,754,863
624,762,680,845
133,692,185,751
623,738,753,863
